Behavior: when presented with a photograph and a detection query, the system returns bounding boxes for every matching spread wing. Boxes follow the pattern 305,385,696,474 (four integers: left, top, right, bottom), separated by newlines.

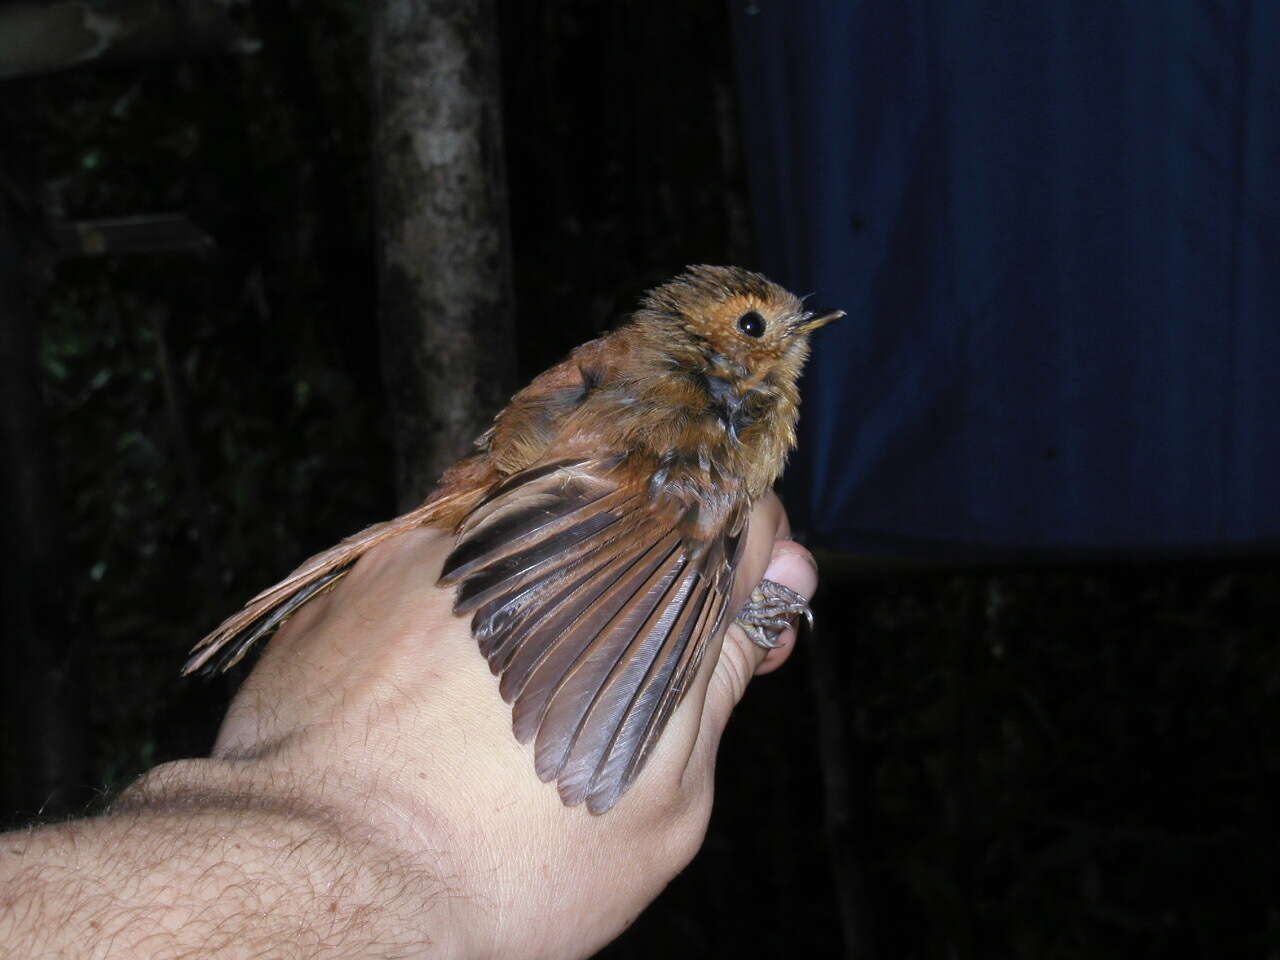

437,456,749,814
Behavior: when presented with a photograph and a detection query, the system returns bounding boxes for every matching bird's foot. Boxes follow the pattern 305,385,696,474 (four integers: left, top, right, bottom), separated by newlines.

735,578,814,650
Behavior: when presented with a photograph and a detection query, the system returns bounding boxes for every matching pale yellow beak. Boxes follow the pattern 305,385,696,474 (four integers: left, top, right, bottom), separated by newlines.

796,309,845,333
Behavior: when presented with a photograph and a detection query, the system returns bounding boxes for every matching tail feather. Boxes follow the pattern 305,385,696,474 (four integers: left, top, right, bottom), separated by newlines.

188,562,355,674
183,486,476,675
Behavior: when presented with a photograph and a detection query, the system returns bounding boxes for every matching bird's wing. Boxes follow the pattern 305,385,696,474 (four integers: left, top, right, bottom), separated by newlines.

437,455,749,814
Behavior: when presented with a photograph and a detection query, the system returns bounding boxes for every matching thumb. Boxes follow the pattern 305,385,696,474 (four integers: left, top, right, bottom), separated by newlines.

695,527,818,767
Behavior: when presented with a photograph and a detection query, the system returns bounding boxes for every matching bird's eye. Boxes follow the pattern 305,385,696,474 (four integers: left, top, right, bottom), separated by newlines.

737,310,766,338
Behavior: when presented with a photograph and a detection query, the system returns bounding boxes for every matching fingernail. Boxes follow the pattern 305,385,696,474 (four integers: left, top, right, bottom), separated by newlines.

763,541,819,600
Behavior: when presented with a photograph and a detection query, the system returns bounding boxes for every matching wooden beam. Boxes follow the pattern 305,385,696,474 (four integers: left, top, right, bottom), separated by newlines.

49,213,213,259
0,0,258,81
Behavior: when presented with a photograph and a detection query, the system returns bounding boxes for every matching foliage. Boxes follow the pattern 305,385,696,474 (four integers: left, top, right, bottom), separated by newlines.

6,1,388,786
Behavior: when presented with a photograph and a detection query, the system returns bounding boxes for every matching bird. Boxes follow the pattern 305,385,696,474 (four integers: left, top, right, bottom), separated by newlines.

185,265,841,814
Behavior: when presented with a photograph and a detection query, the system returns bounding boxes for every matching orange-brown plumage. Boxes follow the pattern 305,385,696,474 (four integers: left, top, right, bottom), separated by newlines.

185,265,840,813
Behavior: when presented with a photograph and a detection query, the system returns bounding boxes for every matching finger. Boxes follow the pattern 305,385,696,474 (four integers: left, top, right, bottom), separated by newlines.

749,539,819,676
688,536,817,780
657,493,820,798
681,493,788,716
703,536,817,720
637,494,783,793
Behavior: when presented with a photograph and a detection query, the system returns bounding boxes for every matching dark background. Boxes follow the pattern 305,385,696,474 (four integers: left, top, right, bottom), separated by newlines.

2,1,1277,957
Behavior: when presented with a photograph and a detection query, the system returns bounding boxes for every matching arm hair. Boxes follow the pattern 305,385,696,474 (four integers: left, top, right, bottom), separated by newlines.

0,759,457,959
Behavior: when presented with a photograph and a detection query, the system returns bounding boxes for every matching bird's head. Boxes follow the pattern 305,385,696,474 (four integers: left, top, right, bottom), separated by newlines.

637,264,842,396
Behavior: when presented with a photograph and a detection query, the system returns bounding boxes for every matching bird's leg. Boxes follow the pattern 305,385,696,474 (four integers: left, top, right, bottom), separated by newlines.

735,579,814,650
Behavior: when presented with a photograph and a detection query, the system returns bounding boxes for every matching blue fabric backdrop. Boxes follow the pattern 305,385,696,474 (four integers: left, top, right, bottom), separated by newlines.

731,1,1280,560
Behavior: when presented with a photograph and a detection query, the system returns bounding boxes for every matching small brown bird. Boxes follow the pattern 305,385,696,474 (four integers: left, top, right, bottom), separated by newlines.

185,265,841,813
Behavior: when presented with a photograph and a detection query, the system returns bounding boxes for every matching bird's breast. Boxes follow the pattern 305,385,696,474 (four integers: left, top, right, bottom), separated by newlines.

563,362,787,521
701,373,758,444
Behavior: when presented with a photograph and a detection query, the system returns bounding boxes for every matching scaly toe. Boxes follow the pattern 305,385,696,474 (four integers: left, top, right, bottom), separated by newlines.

742,621,785,650
735,578,814,649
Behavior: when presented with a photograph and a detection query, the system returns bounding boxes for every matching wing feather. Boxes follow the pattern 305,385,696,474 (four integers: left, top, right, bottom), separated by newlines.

508,524,670,738
438,458,750,813
557,558,700,807
528,532,683,779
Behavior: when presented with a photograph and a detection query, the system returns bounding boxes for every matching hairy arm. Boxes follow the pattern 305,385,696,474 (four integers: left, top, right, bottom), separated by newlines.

0,494,816,959
1,762,452,957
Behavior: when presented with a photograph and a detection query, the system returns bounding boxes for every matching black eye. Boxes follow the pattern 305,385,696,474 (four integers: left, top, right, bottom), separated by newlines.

737,310,766,338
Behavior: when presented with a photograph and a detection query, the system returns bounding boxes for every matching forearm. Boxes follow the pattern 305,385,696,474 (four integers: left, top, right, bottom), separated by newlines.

0,759,454,959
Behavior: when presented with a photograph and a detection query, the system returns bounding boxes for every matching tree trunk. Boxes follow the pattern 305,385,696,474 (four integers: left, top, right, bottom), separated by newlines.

0,179,89,821
371,0,517,508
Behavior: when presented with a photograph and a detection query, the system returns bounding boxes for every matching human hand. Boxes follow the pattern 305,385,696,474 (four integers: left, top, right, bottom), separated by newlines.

124,492,817,958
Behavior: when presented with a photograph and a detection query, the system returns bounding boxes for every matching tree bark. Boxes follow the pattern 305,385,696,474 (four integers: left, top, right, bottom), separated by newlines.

0,178,89,820
371,0,517,508
0,0,256,81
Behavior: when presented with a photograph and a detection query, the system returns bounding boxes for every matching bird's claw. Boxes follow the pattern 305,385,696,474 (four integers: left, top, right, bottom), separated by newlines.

735,578,814,650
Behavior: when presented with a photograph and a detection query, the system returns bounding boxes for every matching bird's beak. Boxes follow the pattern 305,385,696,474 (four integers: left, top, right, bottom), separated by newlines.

795,309,845,333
